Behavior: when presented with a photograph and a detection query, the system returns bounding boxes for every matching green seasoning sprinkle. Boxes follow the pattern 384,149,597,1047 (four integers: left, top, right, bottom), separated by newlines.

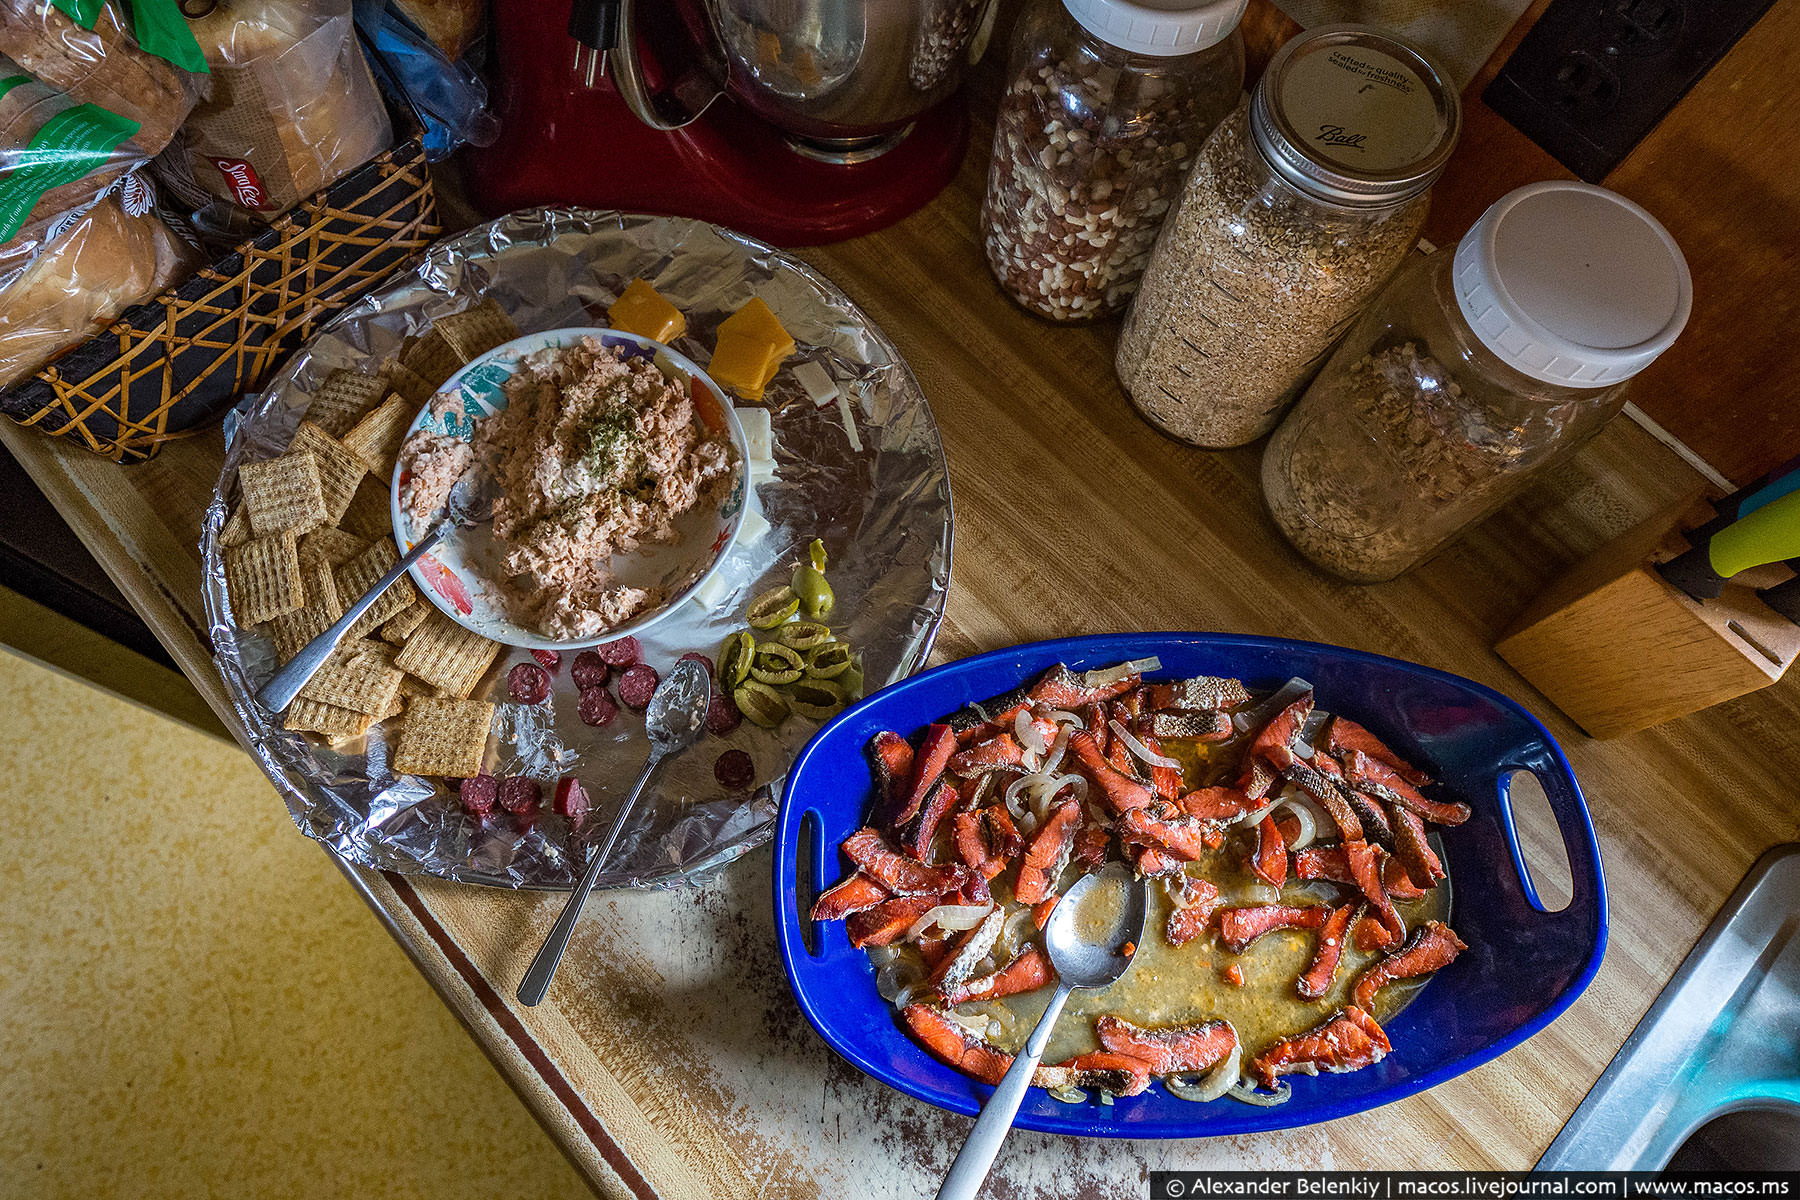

577,407,642,480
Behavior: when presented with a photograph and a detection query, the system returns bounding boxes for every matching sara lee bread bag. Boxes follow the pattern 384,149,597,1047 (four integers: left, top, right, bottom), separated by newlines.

181,0,391,213
0,174,195,388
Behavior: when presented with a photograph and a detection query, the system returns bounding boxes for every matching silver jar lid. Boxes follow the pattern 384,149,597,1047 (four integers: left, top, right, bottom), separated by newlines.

1250,25,1461,207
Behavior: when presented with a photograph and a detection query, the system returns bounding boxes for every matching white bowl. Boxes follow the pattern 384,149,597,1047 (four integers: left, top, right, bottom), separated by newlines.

389,327,749,649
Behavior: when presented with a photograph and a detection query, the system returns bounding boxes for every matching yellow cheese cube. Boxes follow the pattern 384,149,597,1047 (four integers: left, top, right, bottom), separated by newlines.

717,296,796,359
708,332,782,401
607,279,687,344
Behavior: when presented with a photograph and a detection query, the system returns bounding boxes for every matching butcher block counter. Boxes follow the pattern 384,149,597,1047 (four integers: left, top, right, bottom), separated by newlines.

7,123,1800,1200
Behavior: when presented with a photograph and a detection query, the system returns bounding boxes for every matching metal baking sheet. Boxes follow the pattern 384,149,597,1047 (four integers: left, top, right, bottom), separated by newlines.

200,208,953,890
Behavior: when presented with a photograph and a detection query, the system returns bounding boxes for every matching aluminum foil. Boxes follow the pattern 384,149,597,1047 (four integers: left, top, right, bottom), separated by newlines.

200,209,953,890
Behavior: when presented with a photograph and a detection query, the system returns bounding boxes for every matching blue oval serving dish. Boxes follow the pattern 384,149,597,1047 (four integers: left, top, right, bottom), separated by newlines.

773,632,1607,1137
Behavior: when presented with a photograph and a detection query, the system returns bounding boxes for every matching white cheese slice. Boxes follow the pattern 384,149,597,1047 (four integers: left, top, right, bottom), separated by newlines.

737,500,771,544
691,570,731,609
735,405,774,463
793,359,839,407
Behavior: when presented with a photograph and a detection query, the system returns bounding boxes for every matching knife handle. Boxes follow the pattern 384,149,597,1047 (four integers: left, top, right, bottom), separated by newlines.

1709,488,1800,579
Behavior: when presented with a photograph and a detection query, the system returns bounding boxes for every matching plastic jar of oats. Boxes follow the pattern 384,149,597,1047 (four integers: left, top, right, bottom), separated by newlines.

1116,25,1460,447
1263,181,1693,582
980,0,1248,323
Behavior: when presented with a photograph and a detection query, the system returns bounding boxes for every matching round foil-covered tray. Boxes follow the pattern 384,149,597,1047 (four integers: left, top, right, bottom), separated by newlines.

200,208,953,890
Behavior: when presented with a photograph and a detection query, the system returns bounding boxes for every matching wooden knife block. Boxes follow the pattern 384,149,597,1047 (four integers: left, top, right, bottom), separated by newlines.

1496,495,1800,739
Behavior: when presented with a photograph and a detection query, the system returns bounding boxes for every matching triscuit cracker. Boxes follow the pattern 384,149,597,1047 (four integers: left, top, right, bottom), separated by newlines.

298,641,403,717
340,476,392,540
298,526,368,571
289,421,367,523
386,360,434,405
285,697,372,743
402,327,461,388
393,608,501,698
342,393,415,476
335,538,419,638
393,697,495,778
435,297,519,362
264,558,343,661
306,368,389,437
219,502,250,547
224,530,303,625
240,452,328,537
379,602,428,645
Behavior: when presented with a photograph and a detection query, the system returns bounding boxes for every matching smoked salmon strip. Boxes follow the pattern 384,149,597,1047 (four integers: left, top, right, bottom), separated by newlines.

1067,729,1156,813
841,828,963,895
1297,903,1360,1001
942,946,1053,1007
1217,904,1331,953
1095,1015,1237,1074
1014,800,1081,904
809,870,890,921
1352,920,1467,1010
1250,1006,1392,1091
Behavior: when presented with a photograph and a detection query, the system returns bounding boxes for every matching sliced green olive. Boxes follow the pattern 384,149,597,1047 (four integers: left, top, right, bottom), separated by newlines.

805,641,854,679
733,680,790,728
750,641,805,685
786,677,843,720
837,655,865,701
747,585,799,629
774,620,834,651
791,564,835,620
808,538,828,572
719,630,756,685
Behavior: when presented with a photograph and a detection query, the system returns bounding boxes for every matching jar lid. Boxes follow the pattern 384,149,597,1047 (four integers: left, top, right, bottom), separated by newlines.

1453,181,1692,387
1251,25,1460,206
1061,0,1249,57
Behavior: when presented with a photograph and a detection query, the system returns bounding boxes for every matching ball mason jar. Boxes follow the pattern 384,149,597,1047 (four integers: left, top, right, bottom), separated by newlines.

1263,181,1694,582
981,0,1247,322
1116,25,1460,448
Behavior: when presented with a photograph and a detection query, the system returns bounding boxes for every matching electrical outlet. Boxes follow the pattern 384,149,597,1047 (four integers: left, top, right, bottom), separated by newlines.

1482,0,1778,181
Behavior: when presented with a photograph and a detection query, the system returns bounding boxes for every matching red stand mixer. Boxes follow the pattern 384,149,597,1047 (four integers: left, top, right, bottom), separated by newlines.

462,0,996,246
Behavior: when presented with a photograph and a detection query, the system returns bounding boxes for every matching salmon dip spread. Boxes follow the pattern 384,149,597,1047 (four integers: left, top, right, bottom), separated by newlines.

400,336,737,640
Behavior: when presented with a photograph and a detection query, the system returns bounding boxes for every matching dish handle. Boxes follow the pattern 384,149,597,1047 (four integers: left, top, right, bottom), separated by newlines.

1495,746,1602,917
792,807,829,959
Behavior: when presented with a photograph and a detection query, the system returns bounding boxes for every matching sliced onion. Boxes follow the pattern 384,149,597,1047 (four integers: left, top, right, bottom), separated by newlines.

1293,708,1332,760
1110,719,1180,770
1273,792,1327,850
1001,907,1036,954
1122,655,1162,674
1234,791,1287,828
1047,1085,1087,1104
1041,727,1072,775
891,982,926,1008
1015,709,1048,755
866,944,900,969
876,960,923,1003
1196,1033,1242,1101
1228,1078,1292,1106
1098,1089,1115,1106
941,1008,990,1036
1047,709,1084,728
1233,677,1314,733
973,954,996,977
905,901,993,941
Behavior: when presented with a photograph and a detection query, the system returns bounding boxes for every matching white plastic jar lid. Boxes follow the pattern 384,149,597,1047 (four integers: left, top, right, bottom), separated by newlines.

1061,0,1249,56
1453,181,1693,387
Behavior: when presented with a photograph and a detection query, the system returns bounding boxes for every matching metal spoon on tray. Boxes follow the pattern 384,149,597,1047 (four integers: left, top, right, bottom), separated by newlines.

936,864,1149,1200
256,469,496,714
517,657,711,1006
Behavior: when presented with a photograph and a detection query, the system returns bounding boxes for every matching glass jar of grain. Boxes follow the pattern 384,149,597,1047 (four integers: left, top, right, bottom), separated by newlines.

1263,182,1693,582
981,0,1248,323
1116,26,1460,447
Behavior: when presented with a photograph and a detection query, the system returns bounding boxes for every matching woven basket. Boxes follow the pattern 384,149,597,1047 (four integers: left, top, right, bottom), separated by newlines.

0,138,440,464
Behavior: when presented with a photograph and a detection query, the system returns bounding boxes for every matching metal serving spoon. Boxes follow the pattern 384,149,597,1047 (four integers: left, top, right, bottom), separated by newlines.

517,657,711,1006
257,470,496,714
936,864,1149,1200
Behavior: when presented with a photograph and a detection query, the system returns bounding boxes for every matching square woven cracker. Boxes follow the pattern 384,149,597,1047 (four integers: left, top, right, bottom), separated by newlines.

264,558,343,661
298,641,403,716
393,697,494,778
224,530,303,625
306,368,389,437
240,452,328,537
379,602,428,645
386,361,434,405
436,298,520,362
285,697,372,743
393,609,500,697
343,393,415,476
340,476,392,540
402,328,460,388
289,422,367,523
219,502,250,547
335,539,419,638
297,526,368,571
